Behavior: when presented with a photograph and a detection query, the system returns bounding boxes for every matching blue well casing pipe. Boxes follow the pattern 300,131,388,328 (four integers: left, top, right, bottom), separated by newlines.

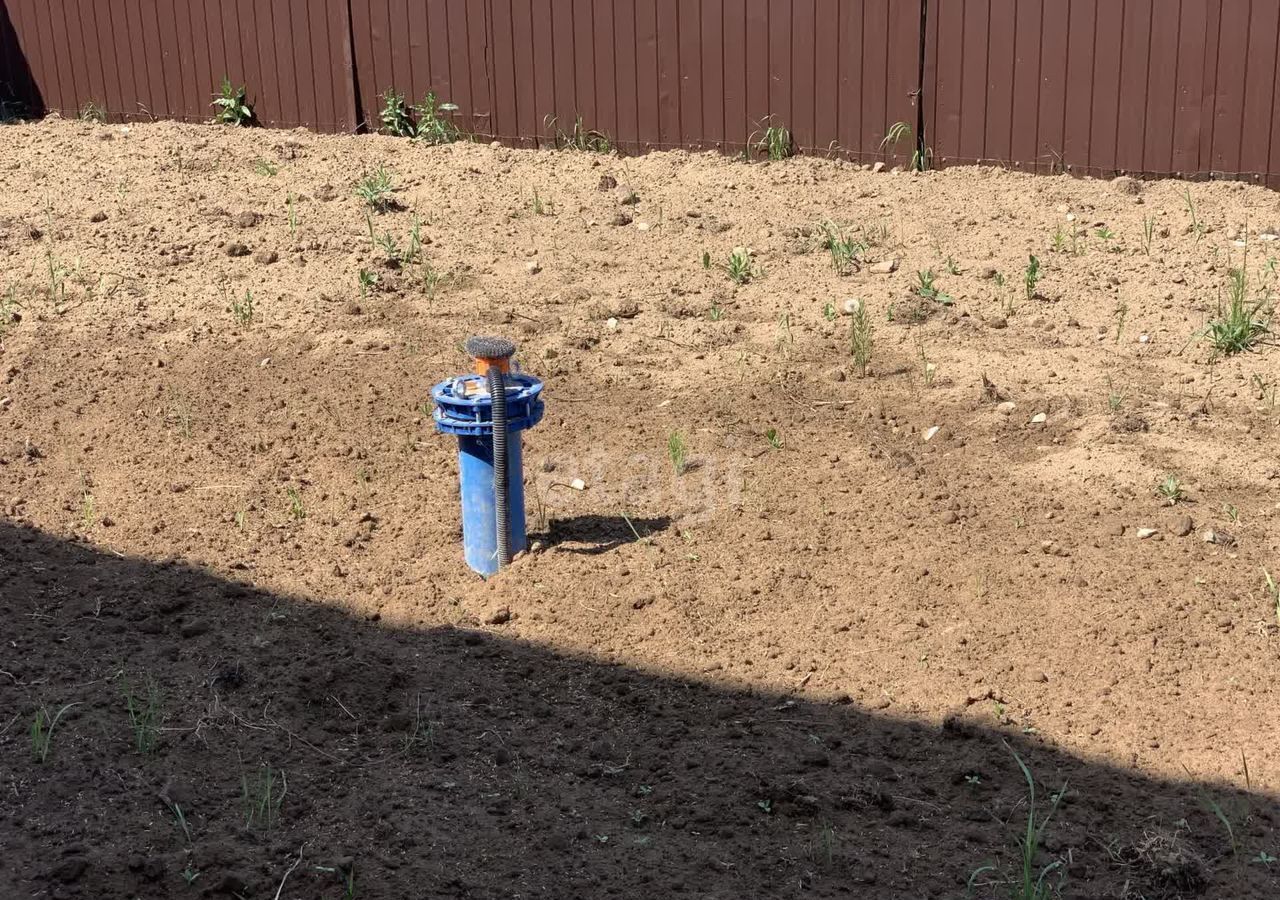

432,341,544,576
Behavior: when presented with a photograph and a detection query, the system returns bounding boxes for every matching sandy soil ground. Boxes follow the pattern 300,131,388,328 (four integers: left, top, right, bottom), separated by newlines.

1,117,1278,898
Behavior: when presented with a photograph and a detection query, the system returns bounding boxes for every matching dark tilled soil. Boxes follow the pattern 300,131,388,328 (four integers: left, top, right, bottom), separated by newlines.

1,524,1270,899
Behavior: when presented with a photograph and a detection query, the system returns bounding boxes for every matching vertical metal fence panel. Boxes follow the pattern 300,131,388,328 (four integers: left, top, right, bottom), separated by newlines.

984,0,1016,166
835,1,863,159
31,0,66,113
722,0,747,151
1116,0,1151,174
1238,1,1279,183
653,0,679,146
859,2,890,161
33,1,63,114
524,0,555,143
171,1,200,117
863,1,892,159
1088,0,1123,174
958,1,991,164
1007,0,1041,172
427,1,455,126
158,0,188,119
766,0,790,136
450,0,479,130
743,0,769,149
888,0,925,168
924,0,959,164
811,0,839,153
489,0,516,142
791,0,816,152
1172,0,1208,176
1061,0,1096,169
677,0,703,148
633,0,659,149
592,0,618,145
1143,1,1180,175
611,0,639,150
700,0,726,150
574,0,598,140
1211,0,1248,176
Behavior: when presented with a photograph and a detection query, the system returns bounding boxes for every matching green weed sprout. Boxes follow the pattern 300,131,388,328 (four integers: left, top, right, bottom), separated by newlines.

212,78,253,126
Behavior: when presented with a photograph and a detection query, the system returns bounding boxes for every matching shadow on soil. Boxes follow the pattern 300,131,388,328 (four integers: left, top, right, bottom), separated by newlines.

539,514,673,555
0,519,1275,899
0,5,41,120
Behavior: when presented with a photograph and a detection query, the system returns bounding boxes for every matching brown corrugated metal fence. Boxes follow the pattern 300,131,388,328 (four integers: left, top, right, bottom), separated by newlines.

2,1,1280,186
0,0,356,131
923,0,1280,188
348,0,924,164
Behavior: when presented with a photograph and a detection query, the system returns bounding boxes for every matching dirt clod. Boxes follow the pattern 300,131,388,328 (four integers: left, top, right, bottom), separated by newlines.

486,606,512,625
1111,415,1150,433
1112,175,1143,195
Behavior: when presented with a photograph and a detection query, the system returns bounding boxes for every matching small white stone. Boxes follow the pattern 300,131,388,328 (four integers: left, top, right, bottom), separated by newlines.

871,161,886,174
569,478,586,491
1137,527,1158,539
635,222,651,232
1030,412,1047,424
1065,212,1076,222
606,317,619,332
924,426,941,442
1138,333,1151,343
525,260,542,275
259,357,271,368
996,401,1017,415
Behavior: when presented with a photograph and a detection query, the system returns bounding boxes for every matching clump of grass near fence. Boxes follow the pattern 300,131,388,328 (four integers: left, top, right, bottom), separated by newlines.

750,115,793,161
379,89,416,137
880,120,931,170
212,77,254,126
544,114,613,153
79,100,106,124
379,89,461,145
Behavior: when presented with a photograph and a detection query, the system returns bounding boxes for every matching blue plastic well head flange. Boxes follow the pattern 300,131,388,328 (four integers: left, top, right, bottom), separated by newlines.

432,373,545,436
